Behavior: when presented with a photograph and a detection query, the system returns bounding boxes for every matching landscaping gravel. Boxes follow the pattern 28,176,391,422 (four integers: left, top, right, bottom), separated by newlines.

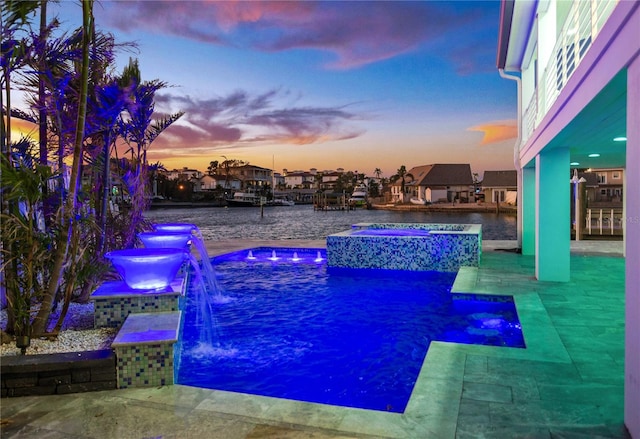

0,303,116,356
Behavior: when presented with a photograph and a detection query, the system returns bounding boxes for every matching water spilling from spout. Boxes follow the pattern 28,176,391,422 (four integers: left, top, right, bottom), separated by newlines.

185,253,219,347
268,250,279,261
315,251,324,262
151,223,236,349
247,250,256,260
291,252,301,262
153,223,221,299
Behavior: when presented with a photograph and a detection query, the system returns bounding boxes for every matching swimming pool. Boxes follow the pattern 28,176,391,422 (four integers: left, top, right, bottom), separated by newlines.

176,247,524,413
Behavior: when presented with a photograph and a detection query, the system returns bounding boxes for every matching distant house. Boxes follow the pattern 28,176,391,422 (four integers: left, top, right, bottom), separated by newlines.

195,174,241,192
226,164,272,190
481,170,517,204
591,168,624,203
320,171,343,191
392,164,474,203
164,167,203,181
283,171,316,189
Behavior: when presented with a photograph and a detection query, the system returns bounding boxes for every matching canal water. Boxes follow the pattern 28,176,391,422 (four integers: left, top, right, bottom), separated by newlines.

144,205,516,241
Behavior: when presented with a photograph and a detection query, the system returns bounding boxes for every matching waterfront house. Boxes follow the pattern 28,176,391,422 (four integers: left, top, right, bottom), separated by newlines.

195,174,241,192
591,168,624,203
498,0,639,433
164,167,203,181
319,171,343,191
226,164,272,191
481,170,517,204
283,171,316,189
392,164,473,203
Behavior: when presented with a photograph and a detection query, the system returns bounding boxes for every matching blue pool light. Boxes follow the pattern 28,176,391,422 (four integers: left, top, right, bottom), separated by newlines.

105,248,188,290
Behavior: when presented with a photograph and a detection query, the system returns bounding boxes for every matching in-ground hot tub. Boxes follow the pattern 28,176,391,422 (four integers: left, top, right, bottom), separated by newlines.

326,222,482,272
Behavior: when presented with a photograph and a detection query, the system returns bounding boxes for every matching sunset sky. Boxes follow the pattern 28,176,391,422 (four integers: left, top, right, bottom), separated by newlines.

18,1,518,178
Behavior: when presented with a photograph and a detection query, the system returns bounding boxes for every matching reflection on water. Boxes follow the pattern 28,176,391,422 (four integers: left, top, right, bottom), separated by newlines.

145,205,516,241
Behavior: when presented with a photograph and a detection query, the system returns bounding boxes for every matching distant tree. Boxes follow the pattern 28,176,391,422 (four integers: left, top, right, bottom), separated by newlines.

219,156,248,188
373,168,382,179
368,179,380,198
207,160,218,176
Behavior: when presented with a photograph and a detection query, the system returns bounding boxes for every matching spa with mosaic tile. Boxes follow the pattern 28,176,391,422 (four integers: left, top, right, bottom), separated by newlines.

326,222,482,272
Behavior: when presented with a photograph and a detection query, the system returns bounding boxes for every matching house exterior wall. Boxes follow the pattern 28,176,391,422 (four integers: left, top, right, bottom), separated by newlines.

200,176,219,190
285,175,304,187
500,0,639,435
625,51,640,439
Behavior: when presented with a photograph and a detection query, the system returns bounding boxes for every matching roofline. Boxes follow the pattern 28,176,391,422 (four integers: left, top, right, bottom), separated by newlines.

496,0,515,69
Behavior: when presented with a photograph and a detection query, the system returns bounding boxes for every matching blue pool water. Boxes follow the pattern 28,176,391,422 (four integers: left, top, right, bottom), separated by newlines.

176,248,525,413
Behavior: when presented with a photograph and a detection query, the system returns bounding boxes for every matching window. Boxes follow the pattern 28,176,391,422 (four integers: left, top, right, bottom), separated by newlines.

612,172,620,179
597,173,607,184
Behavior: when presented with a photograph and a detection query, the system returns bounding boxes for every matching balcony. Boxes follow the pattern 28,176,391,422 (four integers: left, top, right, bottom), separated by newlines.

522,0,617,146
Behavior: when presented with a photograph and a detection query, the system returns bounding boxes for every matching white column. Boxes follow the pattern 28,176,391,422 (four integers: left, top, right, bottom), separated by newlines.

522,167,536,255
535,148,570,281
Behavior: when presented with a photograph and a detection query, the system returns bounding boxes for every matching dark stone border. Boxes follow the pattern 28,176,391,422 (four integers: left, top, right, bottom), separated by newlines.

1,349,116,397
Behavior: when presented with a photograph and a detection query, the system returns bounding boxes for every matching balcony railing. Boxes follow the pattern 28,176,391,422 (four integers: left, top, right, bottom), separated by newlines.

522,0,618,146
585,208,624,236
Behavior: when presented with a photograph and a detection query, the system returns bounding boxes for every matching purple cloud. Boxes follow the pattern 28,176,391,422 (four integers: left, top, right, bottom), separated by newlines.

150,88,364,150
98,1,496,71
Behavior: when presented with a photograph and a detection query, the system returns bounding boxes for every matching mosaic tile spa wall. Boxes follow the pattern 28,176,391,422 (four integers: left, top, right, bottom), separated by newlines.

326,223,482,272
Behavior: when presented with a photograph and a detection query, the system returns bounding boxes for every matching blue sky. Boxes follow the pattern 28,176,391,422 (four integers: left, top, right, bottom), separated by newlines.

38,1,517,178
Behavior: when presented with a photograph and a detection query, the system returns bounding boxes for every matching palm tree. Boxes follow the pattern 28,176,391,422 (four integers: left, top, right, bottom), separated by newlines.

33,0,95,336
1,1,42,335
373,168,382,179
117,58,183,247
391,165,414,203
207,160,219,176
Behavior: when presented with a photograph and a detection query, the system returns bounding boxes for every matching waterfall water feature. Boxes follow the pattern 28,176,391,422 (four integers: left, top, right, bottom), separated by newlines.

291,252,301,262
315,251,324,262
247,250,256,260
152,223,223,302
150,223,234,355
184,253,219,348
268,250,279,261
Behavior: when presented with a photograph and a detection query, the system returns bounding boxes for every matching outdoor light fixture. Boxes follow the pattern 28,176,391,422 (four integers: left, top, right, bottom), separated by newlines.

570,162,580,166
613,136,627,142
588,153,600,157
570,169,587,184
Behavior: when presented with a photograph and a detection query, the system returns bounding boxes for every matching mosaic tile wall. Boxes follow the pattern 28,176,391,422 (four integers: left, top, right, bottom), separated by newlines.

115,343,174,388
93,293,180,328
326,223,481,272
351,222,466,232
